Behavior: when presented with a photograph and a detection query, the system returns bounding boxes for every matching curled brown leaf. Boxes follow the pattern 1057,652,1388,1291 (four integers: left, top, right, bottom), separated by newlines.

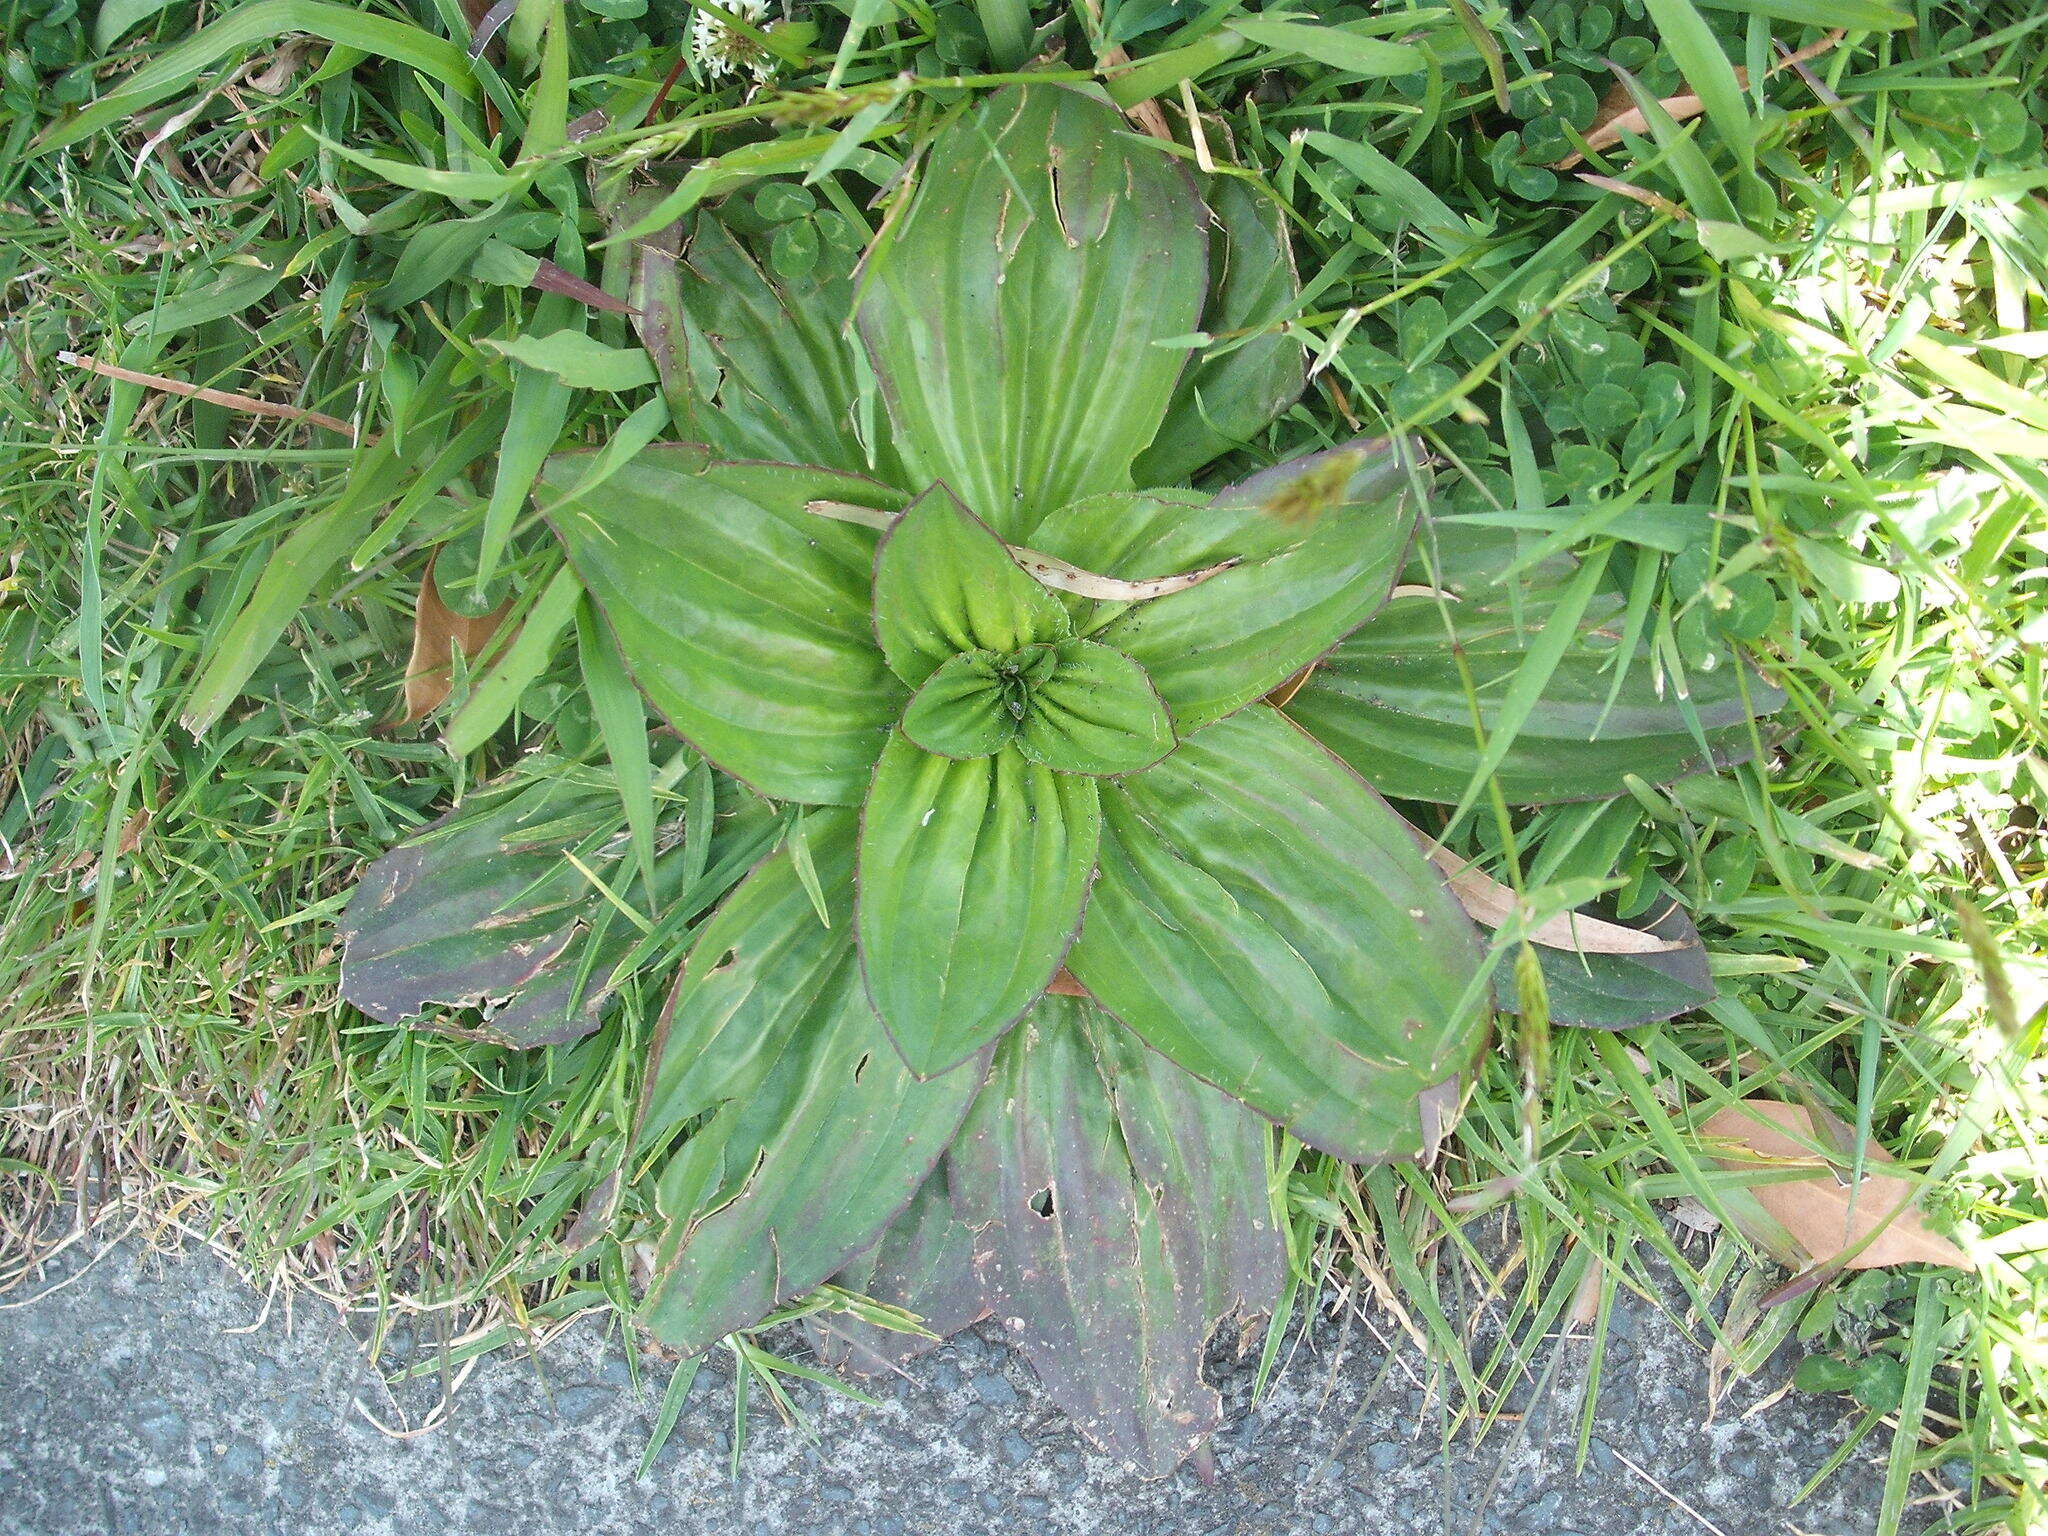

1699,1098,1972,1272
804,500,1240,603
59,351,355,438
399,557,514,726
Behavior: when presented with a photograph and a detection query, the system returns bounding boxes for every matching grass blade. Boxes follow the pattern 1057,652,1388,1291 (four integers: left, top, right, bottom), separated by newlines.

577,598,656,900
39,0,478,154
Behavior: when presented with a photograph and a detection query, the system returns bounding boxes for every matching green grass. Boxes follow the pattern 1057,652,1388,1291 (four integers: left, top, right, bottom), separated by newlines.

2,1,2045,1529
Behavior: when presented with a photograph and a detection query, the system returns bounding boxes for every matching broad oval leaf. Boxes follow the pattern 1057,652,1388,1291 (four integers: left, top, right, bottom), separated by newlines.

872,484,1071,688
542,449,907,806
858,736,1100,1077
1286,517,1785,804
339,763,772,1047
641,808,990,1355
856,84,1208,540
1016,639,1175,777
1066,706,1490,1162
1134,173,1307,484
948,997,1284,1476
1029,440,1420,733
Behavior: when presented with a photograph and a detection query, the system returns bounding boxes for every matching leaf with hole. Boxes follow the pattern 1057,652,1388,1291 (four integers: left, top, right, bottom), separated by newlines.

948,998,1283,1474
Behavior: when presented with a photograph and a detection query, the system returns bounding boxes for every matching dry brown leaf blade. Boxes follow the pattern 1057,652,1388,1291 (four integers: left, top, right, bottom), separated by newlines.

59,350,356,437
1699,1098,1972,1272
1425,848,1692,955
1263,662,1317,709
1554,31,1845,169
399,557,514,725
1045,968,1091,999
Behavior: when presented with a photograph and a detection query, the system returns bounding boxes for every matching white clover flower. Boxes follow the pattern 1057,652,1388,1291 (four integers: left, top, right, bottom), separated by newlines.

691,0,778,83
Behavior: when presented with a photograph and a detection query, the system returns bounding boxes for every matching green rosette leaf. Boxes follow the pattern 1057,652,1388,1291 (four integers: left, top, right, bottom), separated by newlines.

1286,518,1786,804
1015,639,1175,777
542,449,905,806
1135,174,1307,483
857,84,1208,539
641,810,987,1355
858,736,1100,1077
1517,896,1716,1028
603,199,898,481
1028,440,1420,733
900,649,1027,760
1066,706,1489,1162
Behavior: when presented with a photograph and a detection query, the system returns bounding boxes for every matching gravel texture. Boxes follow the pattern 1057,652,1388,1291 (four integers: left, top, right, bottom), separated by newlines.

0,1234,1917,1536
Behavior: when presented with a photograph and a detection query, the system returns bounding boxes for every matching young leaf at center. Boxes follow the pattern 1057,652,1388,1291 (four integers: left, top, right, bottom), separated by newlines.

872,484,1071,688
1016,639,1175,776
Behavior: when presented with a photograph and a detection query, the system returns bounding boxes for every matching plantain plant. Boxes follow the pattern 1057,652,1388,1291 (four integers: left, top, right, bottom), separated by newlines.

341,83,1782,1473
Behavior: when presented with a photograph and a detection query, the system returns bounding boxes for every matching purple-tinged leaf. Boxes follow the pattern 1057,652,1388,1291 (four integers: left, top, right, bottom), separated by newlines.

1514,894,1715,1028
803,1173,988,1375
530,257,636,315
338,766,771,1047
948,998,1283,1476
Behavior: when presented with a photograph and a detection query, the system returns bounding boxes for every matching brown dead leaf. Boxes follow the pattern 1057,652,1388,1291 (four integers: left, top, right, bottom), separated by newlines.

1565,1250,1604,1331
1574,174,1691,221
1553,31,1844,170
243,39,309,95
1045,968,1091,999
1264,663,1317,709
398,558,513,726
1425,848,1693,955
116,807,150,856
1699,1098,1972,1272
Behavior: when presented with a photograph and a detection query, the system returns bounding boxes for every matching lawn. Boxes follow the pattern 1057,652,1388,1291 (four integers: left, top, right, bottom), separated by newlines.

2,0,2044,1530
